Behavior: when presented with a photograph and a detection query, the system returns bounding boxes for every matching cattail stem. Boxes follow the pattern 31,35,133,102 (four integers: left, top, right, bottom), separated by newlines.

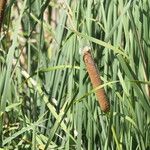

82,46,110,112
0,0,7,31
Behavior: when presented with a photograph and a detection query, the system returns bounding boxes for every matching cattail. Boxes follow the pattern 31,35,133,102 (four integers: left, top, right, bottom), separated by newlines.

81,46,110,112
0,0,7,31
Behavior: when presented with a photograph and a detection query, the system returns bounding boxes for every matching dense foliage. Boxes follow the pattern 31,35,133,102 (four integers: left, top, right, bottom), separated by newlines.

0,0,150,149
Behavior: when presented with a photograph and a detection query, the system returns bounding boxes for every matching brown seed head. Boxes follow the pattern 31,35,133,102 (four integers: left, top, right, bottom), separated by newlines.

82,46,110,112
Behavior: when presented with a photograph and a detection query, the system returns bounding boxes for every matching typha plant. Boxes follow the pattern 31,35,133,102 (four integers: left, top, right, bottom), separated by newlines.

81,46,110,112
0,0,150,149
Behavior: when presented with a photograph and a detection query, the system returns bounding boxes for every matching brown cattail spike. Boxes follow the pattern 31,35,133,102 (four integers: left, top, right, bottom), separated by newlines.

0,0,7,31
82,46,110,112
